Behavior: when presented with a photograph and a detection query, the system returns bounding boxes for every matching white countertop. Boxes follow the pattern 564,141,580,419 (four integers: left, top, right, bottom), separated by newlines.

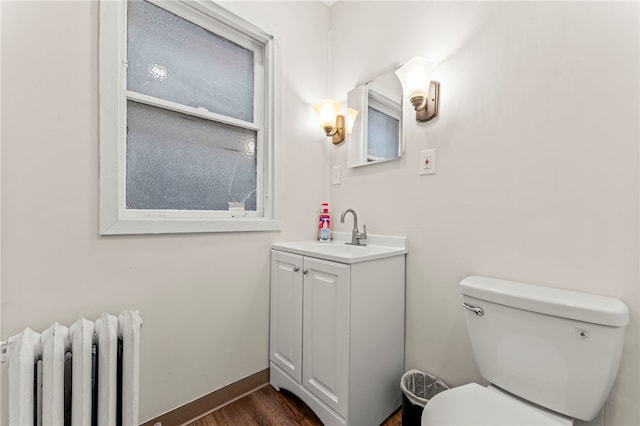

272,232,407,264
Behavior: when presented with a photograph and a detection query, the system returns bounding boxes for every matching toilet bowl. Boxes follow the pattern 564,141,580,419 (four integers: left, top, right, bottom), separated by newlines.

421,276,629,426
421,383,572,426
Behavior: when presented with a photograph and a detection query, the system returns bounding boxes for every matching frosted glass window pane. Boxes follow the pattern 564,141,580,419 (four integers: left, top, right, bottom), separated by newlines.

367,107,399,161
127,0,254,122
126,101,257,211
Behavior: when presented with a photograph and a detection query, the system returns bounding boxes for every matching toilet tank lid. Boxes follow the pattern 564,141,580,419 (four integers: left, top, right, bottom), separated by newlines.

460,276,629,327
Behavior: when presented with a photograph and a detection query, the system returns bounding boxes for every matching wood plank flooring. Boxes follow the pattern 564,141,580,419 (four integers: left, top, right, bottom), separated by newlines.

187,385,402,426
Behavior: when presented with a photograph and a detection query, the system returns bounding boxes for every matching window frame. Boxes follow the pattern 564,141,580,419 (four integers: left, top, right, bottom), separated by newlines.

99,0,281,234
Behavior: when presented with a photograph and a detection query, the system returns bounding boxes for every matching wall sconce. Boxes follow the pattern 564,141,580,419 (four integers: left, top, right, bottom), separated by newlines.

395,57,439,122
313,99,346,144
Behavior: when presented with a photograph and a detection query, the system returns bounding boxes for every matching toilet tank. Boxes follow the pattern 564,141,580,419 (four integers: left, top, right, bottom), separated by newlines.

460,275,629,421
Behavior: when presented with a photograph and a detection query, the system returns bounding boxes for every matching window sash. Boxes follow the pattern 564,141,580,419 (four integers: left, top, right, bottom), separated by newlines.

127,8,254,122
123,91,264,217
126,0,265,215
125,91,261,132
125,100,260,212
99,0,280,234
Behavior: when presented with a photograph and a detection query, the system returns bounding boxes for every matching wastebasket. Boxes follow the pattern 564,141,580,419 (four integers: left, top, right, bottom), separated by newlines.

400,369,449,426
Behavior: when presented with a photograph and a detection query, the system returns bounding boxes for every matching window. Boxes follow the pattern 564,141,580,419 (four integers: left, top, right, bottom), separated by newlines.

99,0,281,234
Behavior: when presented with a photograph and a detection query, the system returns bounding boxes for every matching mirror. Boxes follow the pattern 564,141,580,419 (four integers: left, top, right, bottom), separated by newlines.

347,70,403,167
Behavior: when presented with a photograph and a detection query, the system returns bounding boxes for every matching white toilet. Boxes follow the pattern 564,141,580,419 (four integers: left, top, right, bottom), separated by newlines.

422,275,629,426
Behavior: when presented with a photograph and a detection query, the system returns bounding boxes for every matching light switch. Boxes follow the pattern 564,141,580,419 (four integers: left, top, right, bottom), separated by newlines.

332,165,342,185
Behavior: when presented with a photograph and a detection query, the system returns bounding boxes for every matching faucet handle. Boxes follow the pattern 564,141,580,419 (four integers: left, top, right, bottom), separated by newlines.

362,225,367,236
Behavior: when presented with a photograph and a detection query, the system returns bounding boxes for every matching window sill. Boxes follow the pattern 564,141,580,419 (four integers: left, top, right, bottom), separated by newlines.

100,216,282,235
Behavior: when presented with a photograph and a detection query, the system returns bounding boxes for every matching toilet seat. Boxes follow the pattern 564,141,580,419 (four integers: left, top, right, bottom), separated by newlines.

421,383,573,426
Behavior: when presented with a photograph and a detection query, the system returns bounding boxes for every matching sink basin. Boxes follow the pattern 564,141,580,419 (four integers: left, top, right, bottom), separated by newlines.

272,232,407,264
303,243,394,257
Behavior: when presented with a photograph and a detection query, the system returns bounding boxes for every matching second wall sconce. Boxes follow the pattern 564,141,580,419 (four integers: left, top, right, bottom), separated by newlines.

313,99,359,144
395,56,439,123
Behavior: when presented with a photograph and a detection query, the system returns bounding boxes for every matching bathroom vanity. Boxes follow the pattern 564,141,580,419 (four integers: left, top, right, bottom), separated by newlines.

269,233,407,426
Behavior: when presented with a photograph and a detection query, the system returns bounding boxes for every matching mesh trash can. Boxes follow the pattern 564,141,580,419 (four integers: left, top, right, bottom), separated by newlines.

400,369,449,426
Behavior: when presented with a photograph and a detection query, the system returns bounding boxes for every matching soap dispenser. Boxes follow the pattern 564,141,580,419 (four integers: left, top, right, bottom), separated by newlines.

318,203,332,242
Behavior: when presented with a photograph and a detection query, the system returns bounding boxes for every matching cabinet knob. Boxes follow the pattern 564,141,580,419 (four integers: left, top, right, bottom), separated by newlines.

293,266,300,272
303,269,309,275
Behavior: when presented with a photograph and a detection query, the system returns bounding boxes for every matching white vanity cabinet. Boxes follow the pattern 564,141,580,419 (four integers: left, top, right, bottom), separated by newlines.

269,235,406,426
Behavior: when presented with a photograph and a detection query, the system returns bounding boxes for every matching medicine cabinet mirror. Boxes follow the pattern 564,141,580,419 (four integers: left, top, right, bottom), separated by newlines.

347,70,403,168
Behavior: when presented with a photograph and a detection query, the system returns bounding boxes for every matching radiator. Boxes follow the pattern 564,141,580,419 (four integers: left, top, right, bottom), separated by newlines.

2,310,142,426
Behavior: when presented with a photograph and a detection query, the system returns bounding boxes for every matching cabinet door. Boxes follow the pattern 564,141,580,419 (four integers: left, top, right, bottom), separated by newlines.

270,250,303,382
302,257,350,419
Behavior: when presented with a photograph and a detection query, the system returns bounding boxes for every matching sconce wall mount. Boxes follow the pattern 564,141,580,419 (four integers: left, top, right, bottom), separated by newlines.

324,114,345,144
313,99,347,144
410,81,439,123
395,56,440,123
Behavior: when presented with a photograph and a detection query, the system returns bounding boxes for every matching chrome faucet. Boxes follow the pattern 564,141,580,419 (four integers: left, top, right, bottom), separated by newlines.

340,208,367,246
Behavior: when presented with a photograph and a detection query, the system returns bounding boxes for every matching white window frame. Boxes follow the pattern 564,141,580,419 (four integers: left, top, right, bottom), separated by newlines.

99,0,281,234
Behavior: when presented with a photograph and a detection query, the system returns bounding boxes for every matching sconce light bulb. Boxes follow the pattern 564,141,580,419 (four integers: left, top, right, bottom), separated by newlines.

395,56,440,123
406,69,429,98
313,99,342,130
395,56,437,99
313,99,346,144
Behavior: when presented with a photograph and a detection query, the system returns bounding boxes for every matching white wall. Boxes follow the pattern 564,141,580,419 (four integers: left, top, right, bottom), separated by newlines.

2,1,638,424
329,2,639,425
0,1,330,422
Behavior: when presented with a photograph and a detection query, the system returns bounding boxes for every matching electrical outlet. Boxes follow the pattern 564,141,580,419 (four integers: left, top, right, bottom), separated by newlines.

419,149,436,175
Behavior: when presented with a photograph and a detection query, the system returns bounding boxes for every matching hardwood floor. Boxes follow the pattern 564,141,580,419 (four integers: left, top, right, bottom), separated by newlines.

187,385,402,426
